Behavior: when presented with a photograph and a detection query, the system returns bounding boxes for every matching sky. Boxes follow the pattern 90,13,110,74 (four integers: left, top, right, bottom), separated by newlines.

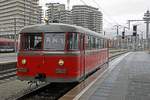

39,0,150,37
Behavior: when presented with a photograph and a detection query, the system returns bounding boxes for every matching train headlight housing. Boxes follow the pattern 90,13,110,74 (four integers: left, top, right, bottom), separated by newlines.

22,59,27,65
58,59,64,66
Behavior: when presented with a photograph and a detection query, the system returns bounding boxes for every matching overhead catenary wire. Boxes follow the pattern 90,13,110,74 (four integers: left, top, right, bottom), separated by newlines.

79,0,115,26
79,0,87,5
92,0,120,25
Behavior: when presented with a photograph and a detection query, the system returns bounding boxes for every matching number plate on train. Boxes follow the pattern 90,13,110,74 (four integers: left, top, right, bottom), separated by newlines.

55,68,66,74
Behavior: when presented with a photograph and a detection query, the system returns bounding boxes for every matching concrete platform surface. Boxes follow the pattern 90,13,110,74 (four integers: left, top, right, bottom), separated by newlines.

0,53,17,63
78,52,150,100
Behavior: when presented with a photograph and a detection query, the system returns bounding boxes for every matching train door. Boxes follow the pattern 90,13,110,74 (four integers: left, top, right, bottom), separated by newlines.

80,33,85,80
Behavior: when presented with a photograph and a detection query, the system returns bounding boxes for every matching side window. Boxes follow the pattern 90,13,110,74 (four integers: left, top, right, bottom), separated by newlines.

96,38,98,49
93,37,96,49
88,36,91,49
104,39,106,48
85,35,91,50
68,33,79,50
91,36,94,49
91,36,97,49
101,38,104,48
104,39,108,48
97,38,101,49
85,35,88,49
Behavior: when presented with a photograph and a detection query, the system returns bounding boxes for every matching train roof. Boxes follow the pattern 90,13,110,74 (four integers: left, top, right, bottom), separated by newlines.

20,23,107,39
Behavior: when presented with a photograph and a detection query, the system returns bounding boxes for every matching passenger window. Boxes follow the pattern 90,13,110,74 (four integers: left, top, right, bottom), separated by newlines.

93,37,96,49
85,35,88,49
96,38,99,49
87,36,91,49
98,39,101,49
101,38,104,48
104,40,108,48
91,36,94,49
91,36,96,49
68,33,79,50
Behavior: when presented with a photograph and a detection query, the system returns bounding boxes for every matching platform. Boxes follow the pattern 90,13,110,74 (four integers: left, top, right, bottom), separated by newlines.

0,53,17,64
60,52,150,100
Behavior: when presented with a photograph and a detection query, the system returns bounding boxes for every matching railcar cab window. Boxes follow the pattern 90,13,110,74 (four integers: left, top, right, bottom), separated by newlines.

44,33,65,50
68,33,79,50
20,33,42,50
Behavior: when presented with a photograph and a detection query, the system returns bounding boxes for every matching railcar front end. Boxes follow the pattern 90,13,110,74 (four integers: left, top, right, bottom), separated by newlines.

17,32,83,82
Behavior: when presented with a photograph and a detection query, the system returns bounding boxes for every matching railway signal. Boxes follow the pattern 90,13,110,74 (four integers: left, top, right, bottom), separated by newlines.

122,31,125,39
133,25,137,36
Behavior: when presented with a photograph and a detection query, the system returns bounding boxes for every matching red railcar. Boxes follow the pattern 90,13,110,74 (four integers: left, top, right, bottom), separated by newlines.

0,37,15,52
17,23,109,82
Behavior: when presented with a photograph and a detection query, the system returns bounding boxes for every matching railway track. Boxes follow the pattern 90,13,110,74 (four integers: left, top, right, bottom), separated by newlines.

0,68,16,80
16,83,78,100
0,62,16,72
109,51,128,61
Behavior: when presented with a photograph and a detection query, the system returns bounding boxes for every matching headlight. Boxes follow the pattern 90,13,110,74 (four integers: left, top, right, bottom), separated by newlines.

58,59,64,66
22,59,27,65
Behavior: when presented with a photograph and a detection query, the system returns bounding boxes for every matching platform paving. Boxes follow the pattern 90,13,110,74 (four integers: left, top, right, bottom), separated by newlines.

0,53,17,63
79,52,150,100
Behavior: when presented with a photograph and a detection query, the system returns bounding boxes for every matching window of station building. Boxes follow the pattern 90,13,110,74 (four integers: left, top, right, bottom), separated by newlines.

20,33,42,50
68,33,79,50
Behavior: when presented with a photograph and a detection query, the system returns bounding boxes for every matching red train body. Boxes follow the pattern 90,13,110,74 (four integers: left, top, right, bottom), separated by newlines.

0,37,15,52
17,23,109,82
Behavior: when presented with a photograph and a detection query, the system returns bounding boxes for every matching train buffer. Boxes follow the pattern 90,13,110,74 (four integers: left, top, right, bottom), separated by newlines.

60,51,150,100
